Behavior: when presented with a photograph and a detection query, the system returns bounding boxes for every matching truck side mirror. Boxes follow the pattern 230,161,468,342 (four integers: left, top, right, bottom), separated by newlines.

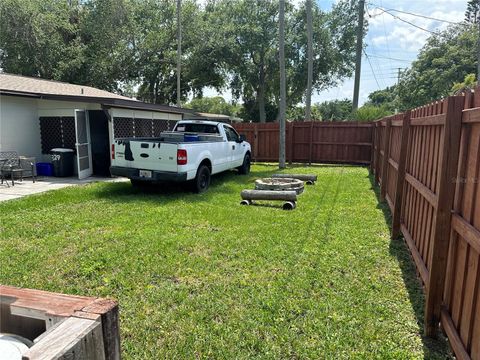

239,134,246,143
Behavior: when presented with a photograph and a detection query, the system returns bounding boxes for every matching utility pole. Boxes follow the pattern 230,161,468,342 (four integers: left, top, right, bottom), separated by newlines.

279,0,286,169
305,0,313,122
176,0,182,107
477,18,480,85
352,0,365,110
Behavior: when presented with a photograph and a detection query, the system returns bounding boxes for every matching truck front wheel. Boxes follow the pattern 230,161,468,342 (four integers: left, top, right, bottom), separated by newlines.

194,165,211,193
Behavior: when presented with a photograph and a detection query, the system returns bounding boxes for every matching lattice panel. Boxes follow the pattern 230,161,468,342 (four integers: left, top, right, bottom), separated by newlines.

135,118,153,137
153,119,171,136
62,117,76,150
113,117,134,138
39,117,76,154
40,117,62,153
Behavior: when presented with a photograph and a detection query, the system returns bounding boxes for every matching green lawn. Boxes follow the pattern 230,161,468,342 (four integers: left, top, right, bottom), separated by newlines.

0,165,450,359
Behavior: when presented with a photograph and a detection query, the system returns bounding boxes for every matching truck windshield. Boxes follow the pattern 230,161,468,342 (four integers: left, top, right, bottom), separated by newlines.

175,123,219,134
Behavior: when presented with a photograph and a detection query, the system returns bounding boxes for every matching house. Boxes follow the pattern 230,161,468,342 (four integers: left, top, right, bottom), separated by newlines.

0,73,191,178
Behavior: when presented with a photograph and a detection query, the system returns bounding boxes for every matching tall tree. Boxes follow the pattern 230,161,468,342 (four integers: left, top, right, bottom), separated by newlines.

465,0,480,23
79,0,134,91
135,0,225,104
0,0,85,82
207,0,279,122
210,0,360,122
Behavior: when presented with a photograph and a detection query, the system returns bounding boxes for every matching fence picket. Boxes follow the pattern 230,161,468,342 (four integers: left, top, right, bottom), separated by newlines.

424,96,464,336
392,111,410,239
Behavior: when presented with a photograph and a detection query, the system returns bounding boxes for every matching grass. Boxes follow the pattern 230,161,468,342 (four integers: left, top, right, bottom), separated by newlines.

0,164,450,359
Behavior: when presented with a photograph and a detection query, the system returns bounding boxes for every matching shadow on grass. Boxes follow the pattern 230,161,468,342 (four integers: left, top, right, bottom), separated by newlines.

91,166,281,205
367,172,452,359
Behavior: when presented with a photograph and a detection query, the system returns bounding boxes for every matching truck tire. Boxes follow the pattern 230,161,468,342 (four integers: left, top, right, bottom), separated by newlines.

130,179,148,188
194,165,211,193
238,154,251,175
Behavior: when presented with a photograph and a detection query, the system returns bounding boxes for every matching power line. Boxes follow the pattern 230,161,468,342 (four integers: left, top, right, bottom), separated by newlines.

364,53,411,63
367,2,465,25
363,49,381,89
376,9,440,35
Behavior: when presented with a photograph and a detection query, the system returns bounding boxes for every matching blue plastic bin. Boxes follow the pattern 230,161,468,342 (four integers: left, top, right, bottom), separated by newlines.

36,162,54,176
184,134,199,142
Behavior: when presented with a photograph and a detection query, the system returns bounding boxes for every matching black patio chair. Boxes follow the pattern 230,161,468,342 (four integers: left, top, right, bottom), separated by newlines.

0,151,24,186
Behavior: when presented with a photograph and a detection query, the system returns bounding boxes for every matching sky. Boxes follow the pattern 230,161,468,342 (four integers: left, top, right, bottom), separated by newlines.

203,0,468,107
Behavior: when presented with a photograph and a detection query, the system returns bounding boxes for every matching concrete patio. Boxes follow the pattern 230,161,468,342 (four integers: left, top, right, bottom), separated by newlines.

0,176,127,202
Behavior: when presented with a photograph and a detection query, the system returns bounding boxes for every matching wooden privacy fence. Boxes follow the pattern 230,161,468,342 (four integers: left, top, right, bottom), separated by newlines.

371,88,480,360
233,121,373,164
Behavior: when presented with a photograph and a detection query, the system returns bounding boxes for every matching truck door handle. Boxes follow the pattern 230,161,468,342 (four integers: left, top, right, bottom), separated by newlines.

232,145,235,150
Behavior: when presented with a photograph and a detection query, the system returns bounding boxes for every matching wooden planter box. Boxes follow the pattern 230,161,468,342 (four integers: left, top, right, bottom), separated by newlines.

0,285,120,359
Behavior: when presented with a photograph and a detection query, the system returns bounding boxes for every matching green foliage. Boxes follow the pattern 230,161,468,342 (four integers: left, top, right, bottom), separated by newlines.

286,99,353,121
352,105,392,122
0,0,85,81
451,73,477,94
0,0,134,92
0,165,451,358
316,99,353,121
186,96,240,116
0,0,360,113
396,25,478,110
365,86,397,112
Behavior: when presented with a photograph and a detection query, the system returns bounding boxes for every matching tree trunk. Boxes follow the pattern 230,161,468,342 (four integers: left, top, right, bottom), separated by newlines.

305,0,313,122
177,0,182,107
279,0,286,169
258,64,266,123
241,190,297,202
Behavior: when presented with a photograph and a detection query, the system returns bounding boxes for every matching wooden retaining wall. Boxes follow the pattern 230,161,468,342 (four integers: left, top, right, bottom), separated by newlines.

371,87,480,359
233,121,373,164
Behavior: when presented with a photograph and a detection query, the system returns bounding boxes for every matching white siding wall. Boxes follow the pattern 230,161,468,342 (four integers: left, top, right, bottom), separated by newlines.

0,95,41,158
0,96,182,164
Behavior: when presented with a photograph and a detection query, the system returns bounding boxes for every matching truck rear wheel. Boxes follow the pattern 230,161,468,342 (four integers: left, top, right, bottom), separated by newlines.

238,154,251,175
194,165,211,193
130,179,148,188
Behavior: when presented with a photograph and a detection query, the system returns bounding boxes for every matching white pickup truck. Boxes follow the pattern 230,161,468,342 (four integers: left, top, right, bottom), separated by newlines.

110,120,251,192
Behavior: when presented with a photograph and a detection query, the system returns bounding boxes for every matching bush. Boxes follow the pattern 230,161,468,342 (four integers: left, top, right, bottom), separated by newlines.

352,105,393,121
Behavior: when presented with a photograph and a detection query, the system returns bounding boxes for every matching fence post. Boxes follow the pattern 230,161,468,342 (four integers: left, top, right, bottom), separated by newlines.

370,122,375,172
424,96,464,337
253,124,259,161
380,118,392,201
374,122,382,184
309,121,314,165
391,111,411,239
288,122,294,164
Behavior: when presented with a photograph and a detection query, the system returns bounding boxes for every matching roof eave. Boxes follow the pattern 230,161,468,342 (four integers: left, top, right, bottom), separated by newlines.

0,90,193,114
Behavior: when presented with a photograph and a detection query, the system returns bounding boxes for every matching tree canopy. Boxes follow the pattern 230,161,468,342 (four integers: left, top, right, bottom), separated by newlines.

0,0,361,122
185,96,240,117
396,25,477,110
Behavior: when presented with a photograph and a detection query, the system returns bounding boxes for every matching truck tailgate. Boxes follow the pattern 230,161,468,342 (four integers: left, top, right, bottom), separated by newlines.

113,139,178,172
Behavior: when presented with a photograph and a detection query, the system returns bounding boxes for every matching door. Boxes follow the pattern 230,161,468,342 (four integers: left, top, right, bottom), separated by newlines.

75,110,93,179
223,125,244,167
88,110,110,176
